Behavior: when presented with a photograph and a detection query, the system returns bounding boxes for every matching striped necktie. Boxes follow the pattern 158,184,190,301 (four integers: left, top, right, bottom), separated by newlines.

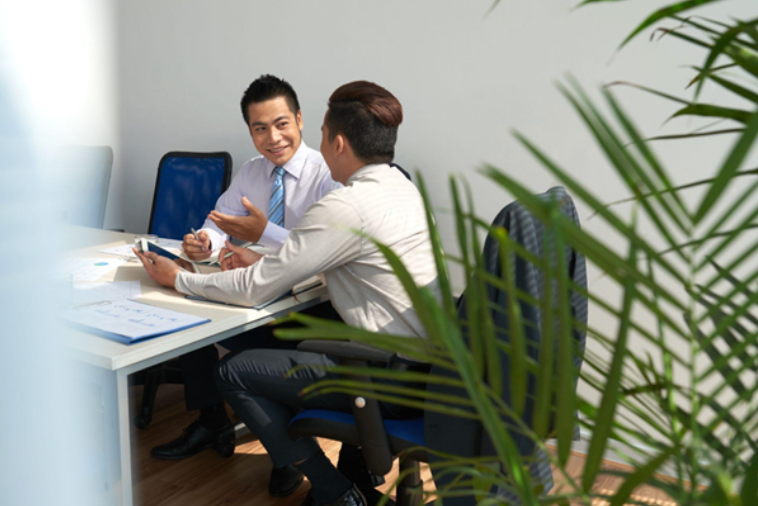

267,166,285,227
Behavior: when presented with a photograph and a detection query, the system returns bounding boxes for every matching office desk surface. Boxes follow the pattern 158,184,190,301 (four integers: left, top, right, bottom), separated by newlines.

64,227,329,372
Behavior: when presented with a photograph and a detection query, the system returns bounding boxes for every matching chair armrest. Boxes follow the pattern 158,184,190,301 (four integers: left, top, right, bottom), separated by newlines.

297,340,395,364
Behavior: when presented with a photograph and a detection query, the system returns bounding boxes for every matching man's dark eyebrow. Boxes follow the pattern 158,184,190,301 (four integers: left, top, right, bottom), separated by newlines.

251,115,290,127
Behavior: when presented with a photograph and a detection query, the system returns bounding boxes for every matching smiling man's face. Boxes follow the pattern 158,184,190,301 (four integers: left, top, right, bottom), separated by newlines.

246,96,303,166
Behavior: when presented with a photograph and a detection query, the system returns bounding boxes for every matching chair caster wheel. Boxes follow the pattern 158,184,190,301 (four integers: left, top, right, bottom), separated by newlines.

214,442,235,458
134,413,152,429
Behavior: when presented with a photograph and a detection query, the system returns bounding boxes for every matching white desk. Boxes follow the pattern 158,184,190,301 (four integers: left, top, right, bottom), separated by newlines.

65,227,329,506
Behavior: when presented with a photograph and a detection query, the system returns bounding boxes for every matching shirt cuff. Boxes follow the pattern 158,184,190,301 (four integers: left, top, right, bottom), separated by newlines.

200,228,224,251
258,221,289,249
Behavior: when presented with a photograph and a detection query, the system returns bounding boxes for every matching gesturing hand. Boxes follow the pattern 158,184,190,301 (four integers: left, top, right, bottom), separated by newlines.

133,248,181,288
219,240,263,271
208,197,268,244
182,230,212,260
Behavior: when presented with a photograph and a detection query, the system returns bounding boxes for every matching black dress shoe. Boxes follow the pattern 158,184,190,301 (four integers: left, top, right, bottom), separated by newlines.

269,464,305,497
300,486,369,506
150,420,235,460
322,485,367,506
360,487,395,506
300,491,316,506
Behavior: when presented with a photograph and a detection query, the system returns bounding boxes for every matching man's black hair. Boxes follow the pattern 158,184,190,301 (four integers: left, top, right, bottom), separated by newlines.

325,81,403,165
240,74,300,125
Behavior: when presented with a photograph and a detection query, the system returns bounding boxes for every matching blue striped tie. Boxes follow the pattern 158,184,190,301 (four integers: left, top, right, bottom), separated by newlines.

267,166,285,227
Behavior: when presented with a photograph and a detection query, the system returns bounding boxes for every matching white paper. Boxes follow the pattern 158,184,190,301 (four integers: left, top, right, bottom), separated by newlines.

160,238,185,250
59,258,128,282
71,281,141,305
99,238,185,259
98,244,139,258
62,299,208,340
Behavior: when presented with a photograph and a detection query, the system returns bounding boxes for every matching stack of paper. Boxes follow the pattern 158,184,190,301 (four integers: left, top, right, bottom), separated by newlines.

62,299,210,344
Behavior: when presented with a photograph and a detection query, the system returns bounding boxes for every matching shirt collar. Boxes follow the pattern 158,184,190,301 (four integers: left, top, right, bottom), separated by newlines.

346,163,390,185
265,140,309,179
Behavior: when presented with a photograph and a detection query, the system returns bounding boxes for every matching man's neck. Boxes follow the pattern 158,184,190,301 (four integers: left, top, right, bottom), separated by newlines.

336,163,361,184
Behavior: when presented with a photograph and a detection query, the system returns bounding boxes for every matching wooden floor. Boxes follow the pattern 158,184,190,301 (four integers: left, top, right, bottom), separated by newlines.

130,385,676,506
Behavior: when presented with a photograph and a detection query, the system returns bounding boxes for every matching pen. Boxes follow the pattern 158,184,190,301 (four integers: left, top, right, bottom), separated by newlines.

221,241,255,260
190,227,206,252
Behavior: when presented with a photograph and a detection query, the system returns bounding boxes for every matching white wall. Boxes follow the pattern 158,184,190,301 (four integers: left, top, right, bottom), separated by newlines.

110,0,756,260
108,0,758,453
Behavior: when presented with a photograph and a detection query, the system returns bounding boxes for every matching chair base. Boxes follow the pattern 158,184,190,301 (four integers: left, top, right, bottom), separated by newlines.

397,458,423,506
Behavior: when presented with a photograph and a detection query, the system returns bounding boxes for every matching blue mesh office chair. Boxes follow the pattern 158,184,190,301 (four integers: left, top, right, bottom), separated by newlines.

148,151,232,240
134,151,232,428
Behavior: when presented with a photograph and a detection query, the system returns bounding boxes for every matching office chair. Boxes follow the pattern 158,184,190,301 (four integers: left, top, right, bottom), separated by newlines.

58,145,114,229
147,151,232,240
288,341,426,506
287,188,587,506
132,151,232,428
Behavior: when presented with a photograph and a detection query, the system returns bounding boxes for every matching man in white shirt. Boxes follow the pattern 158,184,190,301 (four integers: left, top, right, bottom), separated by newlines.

136,81,437,506
150,75,340,468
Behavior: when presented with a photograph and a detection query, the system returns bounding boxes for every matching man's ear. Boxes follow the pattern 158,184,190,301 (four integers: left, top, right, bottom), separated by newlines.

296,110,303,131
334,134,346,156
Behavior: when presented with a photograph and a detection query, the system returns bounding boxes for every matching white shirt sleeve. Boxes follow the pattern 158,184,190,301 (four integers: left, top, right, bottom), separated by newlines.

258,222,289,249
175,194,363,307
198,165,251,251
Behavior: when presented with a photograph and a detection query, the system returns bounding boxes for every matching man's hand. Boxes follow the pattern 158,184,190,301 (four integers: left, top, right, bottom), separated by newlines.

133,248,181,288
208,197,268,244
219,240,263,271
182,230,212,260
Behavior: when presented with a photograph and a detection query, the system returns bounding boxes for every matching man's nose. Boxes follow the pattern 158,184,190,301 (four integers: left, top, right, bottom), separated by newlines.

269,128,282,144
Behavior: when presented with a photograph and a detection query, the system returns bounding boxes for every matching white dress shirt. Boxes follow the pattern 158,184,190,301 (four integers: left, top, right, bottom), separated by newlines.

176,163,439,339
200,141,341,250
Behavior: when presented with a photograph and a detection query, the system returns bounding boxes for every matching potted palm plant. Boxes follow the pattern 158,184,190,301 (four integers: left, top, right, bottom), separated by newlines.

280,1,758,504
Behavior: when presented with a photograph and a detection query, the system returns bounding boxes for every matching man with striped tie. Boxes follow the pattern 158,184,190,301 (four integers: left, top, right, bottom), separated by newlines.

153,75,340,472
136,81,436,506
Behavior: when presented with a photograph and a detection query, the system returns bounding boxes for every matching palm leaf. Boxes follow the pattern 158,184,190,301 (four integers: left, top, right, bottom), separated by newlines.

739,450,758,504
561,80,691,243
577,0,728,48
636,128,744,143
671,103,753,123
695,110,758,223
550,203,579,468
696,69,758,104
693,17,758,98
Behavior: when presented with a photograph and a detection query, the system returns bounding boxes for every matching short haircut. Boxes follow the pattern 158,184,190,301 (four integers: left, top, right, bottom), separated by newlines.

240,74,300,125
325,81,403,164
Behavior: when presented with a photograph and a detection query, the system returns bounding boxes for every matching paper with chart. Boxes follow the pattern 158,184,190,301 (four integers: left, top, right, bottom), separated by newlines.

59,257,128,282
71,281,141,305
62,299,209,343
